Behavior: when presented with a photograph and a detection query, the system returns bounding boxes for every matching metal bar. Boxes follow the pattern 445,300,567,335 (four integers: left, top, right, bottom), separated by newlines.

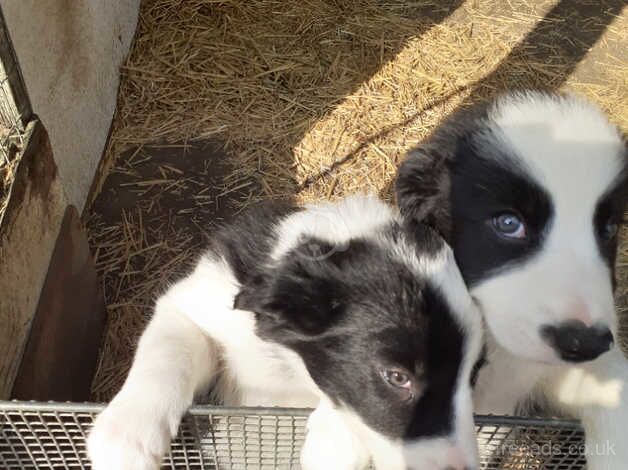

0,400,588,470
0,401,583,429
474,414,582,429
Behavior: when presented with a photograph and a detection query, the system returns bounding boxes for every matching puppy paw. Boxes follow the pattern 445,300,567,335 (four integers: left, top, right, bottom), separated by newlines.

300,403,369,470
88,394,177,470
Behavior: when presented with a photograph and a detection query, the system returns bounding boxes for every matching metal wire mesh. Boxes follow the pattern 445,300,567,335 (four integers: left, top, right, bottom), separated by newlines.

0,401,587,470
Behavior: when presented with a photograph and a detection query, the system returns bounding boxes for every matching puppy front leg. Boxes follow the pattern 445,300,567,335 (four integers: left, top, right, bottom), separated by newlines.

88,286,218,470
543,347,628,470
300,399,371,470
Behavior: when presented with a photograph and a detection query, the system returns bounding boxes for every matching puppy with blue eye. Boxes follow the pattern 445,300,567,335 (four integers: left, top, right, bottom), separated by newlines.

88,195,484,470
396,91,628,470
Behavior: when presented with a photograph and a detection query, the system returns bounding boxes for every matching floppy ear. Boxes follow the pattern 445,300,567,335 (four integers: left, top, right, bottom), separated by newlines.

233,241,345,336
395,143,453,239
396,100,492,239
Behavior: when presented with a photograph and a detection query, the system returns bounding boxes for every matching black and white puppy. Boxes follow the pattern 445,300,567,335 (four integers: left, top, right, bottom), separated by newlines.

88,195,484,470
396,91,628,469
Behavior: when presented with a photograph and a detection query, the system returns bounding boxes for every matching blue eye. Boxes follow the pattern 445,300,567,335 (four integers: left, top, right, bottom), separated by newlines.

601,221,619,241
492,213,527,239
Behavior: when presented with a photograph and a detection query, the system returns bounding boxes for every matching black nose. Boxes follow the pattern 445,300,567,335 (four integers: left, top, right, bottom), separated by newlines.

541,321,613,362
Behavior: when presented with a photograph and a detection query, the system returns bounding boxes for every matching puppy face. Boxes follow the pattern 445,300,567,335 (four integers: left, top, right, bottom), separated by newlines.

396,92,627,364
235,223,483,469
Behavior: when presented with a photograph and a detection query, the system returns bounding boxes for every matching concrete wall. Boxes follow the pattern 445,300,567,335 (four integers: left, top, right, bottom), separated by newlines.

1,0,140,210
0,1,139,397
0,121,66,398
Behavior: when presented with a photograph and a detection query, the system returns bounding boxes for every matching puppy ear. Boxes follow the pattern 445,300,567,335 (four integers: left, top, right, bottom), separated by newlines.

233,278,270,313
234,241,346,336
395,143,452,238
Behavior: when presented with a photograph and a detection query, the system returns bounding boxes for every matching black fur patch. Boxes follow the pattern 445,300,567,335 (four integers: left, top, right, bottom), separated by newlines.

234,239,347,336
210,200,299,285
404,285,464,439
470,343,487,387
238,224,466,440
593,170,628,289
395,92,627,288
448,135,553,286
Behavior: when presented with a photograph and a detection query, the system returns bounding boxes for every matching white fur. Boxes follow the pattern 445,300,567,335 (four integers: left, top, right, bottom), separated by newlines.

470,93,628,469
88,298,216,470
272,193,395,260
89,195,482,470
473,94,624,362
475,337,628,470
300,399,371,470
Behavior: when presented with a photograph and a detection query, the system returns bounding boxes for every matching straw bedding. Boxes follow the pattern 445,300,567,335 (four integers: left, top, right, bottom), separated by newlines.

85,0,628,401
0,123,23,221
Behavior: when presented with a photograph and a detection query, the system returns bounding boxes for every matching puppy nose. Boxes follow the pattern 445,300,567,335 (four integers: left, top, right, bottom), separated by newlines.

541,320,613,362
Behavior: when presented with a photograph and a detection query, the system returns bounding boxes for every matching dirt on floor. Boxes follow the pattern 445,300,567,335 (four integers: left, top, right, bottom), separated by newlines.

87,140,251,397
85,0,628,401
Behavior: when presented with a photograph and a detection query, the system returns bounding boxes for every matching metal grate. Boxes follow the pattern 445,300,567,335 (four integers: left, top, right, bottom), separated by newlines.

0,401,587,470
475,415,586,470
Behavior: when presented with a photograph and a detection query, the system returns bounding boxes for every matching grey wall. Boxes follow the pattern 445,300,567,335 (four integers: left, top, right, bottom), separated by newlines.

1,0,140,210
0,1,139,397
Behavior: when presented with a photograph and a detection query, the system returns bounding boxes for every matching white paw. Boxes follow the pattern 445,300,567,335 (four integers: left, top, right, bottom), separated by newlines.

88,393,177,470
300,403,370,470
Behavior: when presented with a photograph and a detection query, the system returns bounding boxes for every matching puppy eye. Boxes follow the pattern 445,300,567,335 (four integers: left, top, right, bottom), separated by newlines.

382,369,412,389
600,220,619,241
492,213,527,240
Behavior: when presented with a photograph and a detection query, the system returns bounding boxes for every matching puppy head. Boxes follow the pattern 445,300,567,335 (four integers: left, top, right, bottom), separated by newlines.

396,91,627,364
235,223,483,470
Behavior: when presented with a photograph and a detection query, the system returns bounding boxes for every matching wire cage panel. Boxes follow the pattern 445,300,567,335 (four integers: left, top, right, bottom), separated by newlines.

0,401,587,470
